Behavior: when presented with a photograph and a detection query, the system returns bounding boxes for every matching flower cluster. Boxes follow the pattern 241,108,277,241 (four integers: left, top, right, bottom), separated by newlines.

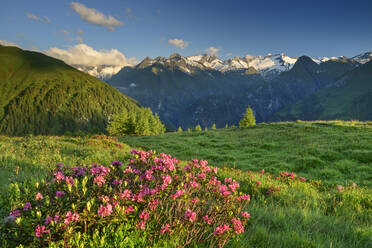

5,150,250,247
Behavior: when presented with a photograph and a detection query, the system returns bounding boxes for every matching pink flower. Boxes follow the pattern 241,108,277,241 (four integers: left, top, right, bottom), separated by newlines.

256,181,261,186
232,218,244,234
299,177,306,182
10,209,21,217
24,202,32,211
64,211,79,225
197,173,206,179
35,193,43,200
225,178,232,183
137,220,146,230
65,176,74,186
44,216,52,225
162,175,172,185
202,215,213,224
171,189,185,200
90,165,110,176
124,205,135,214
56,191,65,198
98,204,113,217
54,214,60,223
190,180,199,188
191,198,199,203
144,170,155,181
241,211,250,219
212,167,218,174
94,175,106,187
261,169,265,174
54,171,65,181
213,224,230,235
228,181,240,192
35,225,50,238
148,199,159,210
120,189,132,200
161,224,171,234
112,179,123,186
139,210,149,220
184,210,197,222
200,160,208,167
237,194,250,201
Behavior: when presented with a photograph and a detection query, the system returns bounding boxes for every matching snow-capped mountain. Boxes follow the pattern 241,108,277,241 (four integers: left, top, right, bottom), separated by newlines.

132,53,301,79
73,64,124,81
130,51,372,80
352,52,372,64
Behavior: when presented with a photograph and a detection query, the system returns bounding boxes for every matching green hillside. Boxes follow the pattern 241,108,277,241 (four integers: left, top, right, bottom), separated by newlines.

274,61,372,121
0,45,141,135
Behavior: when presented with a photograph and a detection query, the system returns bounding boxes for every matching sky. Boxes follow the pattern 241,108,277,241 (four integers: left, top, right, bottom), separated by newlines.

1,0,372,68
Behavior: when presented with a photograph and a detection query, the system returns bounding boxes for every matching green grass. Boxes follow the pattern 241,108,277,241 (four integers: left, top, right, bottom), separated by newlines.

0,122,371,247
120,122,372,187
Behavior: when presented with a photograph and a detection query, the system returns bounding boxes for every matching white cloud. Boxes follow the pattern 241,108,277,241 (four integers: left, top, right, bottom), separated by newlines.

26,13,40,21
205,46,220,56
0,40,19,47
26,13,51,23
44,44,137,78
168,38,189,49
71,2,123,31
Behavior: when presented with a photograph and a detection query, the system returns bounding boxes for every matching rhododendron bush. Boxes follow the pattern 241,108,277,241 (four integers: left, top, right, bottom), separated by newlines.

4,150,250,247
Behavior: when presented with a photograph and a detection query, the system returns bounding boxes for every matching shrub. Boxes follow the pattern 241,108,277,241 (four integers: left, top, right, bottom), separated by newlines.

195,125,202,132
3,150,250,247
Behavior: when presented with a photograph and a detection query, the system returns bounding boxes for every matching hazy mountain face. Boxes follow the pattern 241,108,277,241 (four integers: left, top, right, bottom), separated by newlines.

108,52,371,128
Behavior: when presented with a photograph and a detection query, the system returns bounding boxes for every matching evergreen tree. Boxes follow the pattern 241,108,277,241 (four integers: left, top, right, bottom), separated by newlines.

187,128,191,133
204,127,208,131
107,107,165,136
177,126,183,132
239,106,256,127
195,125,202,131
225,124,228,129
212,123,217,130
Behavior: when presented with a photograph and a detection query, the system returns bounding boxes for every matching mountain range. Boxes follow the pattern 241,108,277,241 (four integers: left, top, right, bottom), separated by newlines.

108,52,372,129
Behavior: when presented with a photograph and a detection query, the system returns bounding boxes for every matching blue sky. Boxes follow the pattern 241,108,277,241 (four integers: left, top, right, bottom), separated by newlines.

1,0,372,62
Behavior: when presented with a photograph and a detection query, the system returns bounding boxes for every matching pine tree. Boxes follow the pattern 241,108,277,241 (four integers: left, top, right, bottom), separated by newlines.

204,127,208,131
195,125,202,131
225,124,228,129
177,126,183,132
212,123,217,130
187,128,191,133
239,106,256,127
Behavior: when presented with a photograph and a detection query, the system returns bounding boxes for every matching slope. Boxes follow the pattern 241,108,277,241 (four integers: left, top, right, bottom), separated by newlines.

0,45,141,135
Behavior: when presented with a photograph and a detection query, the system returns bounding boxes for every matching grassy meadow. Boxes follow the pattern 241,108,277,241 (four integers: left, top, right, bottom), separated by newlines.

121,121,372,187
0,122,371,247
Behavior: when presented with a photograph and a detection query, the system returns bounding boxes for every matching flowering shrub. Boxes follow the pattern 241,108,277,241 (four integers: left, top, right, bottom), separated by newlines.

4,150,250,247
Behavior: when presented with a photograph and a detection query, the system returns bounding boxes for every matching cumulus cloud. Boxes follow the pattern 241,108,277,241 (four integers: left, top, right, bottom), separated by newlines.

205,46,220,56
71,2,123,31
168,38,189,49
44,44,137,78
0,40,19,47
